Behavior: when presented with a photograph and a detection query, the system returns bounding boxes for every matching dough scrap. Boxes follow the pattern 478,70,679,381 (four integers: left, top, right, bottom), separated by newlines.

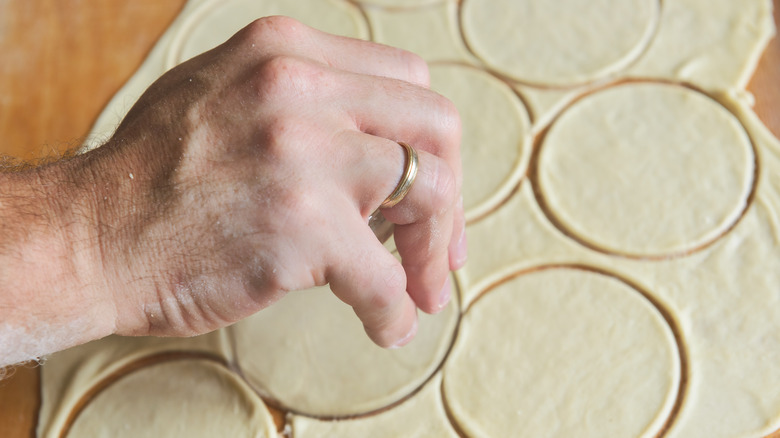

537,82,755,257
460,0,658,86
232,281,459,417
443,268,681,438
627,0,776,92
66,359,276,438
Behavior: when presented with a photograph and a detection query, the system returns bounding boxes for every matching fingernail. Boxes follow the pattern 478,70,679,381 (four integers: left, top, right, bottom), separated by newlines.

390,317,418,349
455,225,468,267
438,276,452,310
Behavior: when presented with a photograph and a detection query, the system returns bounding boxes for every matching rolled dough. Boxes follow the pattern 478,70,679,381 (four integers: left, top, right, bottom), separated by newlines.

460,0,659,86
231,280,459,417
443,268,681,438
429,64,532,222
291,374,458,437
66,359,276,437
41,0,780,437
537,82,755,257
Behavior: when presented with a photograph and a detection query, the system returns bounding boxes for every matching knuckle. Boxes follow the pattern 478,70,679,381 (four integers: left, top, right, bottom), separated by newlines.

436,96,462,141
429,159,458,212
256,55,326,99
402,51,430,87
242,16,306,44
258,115,297,161
368,264,406,311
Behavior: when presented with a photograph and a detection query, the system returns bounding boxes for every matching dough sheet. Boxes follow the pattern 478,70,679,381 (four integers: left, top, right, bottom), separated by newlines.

43,0,780,437
66,359,276,437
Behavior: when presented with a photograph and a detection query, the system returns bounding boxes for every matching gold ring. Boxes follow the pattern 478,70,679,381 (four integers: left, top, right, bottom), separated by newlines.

380,141,418,208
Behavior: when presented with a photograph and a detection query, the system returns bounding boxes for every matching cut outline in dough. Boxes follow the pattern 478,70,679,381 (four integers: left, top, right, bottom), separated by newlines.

428,60,535,224
58,352,232,438
351,0,448,12
529,79,760,260
447,263,689,438
225,275,465,422
165,0,372,69
456,0,662,89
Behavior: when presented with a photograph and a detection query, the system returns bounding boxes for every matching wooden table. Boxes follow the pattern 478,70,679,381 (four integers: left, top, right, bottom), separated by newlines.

0,1,779,437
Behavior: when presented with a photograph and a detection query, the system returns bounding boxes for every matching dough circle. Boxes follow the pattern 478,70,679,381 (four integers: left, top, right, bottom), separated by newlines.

168,0,369,67
429,64,532,222
357,0,444,8
537,82,755,257
460,0,658,86
442,267,681,438
232,282,460,417
66,359,276,437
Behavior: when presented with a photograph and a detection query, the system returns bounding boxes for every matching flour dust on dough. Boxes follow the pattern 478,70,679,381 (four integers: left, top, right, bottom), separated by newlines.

232,281,459,417
460,0,659,86
443,268,681,438
66,359,276,438
537,82,755,257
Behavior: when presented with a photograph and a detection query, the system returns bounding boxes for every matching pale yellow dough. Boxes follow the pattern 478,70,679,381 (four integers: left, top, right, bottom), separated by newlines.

43,0,780,437
291,374,458,438
444,268,681,438
67,359,276,438
461,0,658,86
37,332,231,438
538,82,754,257
429,64,532,222
232,282,459,417
169,0,369,67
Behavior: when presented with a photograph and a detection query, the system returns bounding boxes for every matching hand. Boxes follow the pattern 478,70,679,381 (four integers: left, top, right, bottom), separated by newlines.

64,17,465,348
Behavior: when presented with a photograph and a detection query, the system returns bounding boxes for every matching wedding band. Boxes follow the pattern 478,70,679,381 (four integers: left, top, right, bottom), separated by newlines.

380,141,419,208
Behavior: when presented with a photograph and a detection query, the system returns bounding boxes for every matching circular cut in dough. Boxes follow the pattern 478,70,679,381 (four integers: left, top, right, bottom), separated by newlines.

430,64,532,222
460,0,658,86
357,0,445,8
291,374,458,437
167,0,369,67
537,82,754,257
66,359,276,437
443,268,681,438
232,282,460,417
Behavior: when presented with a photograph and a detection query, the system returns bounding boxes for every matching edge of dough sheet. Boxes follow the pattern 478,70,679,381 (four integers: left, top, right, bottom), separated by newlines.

65,358,277,438
37,330,232,438
79,0,209,153
661,92,780,438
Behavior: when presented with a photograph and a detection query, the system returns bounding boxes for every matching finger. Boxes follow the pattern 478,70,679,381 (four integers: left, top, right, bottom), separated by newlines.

380,151,457,314
325,212,419,349
329,131,457,313
235,16,430,86
449,196,468,270
332,131,455,224
338,72,462,212
338,72,464,280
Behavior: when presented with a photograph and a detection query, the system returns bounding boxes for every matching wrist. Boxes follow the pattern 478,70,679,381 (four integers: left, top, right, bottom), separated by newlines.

0,154,117,363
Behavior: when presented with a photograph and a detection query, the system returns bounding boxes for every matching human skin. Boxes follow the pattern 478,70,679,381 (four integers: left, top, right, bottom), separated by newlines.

0,17,466,367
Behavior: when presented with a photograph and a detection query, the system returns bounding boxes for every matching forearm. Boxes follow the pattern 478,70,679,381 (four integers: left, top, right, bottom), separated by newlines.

0,157,115,367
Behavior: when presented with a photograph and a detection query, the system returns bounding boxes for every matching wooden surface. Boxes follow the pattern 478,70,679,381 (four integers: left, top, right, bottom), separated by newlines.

0,1,778,437
0,2,188,436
